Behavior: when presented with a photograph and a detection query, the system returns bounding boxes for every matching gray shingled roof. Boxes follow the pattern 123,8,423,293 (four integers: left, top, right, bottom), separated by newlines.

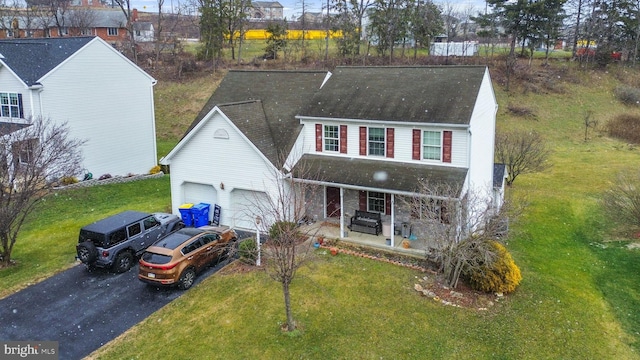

0,37,93,86
301,66,486,124
187,70,327,166
290,154,468,195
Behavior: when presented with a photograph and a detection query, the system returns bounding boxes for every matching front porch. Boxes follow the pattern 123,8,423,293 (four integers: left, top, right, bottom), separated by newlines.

299,218,431,258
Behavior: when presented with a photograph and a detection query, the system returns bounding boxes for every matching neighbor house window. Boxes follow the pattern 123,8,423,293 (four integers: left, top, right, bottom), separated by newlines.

44,28,51,37
324,125,339,152
0,92,23,118
423,130,442,160
107,27,118,36
59,27,69,36
80,28,92,36
368,127,385,156
25,30,33,38
367,191,385,213
6,29,14,38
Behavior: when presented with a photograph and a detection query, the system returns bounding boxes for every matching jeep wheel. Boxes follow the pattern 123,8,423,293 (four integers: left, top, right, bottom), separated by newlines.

77,242,97,265
178,268,196,290
112,251,134,273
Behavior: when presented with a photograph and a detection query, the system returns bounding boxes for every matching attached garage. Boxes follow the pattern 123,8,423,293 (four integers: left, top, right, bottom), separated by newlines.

230,188,269,230
182,182,218,222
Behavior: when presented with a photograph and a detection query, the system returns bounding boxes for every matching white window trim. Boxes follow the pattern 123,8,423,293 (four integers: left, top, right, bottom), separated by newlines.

367,191,385,214
422,129,442,162
368,127,385,157
323,125,339,152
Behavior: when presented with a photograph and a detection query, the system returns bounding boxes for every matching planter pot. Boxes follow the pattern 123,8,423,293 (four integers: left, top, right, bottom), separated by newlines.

313,242,320,249
402,239,410,249
386,238,391,246
330,247,339,256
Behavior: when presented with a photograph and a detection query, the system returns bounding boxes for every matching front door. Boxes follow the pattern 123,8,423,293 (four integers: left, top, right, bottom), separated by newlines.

326,187,341,218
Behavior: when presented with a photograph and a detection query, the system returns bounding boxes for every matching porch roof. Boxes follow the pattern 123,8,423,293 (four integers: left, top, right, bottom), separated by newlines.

290,154,467,196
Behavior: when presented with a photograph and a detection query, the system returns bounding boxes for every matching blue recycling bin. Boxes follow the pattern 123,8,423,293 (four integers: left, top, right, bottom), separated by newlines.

178,203,194,227
191,203,210,227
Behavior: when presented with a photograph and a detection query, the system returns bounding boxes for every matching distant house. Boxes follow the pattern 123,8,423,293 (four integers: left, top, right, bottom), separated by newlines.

133,21,154,42
250,1,284,20
0,36,158,177
430,41,479,57
160,67,501,246
0,8,129,43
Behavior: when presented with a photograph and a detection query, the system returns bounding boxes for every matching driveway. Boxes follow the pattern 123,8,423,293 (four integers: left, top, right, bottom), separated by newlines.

0,233,248,360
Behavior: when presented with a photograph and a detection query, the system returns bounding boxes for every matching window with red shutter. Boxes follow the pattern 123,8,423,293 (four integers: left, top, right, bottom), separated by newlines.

315,124,322,152
386,128,394,158
412,129,421,160
442,130,452,163
359,127,367,156
340,125,347,154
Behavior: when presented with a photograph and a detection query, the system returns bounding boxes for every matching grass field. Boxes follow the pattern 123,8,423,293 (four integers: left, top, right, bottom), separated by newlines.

1,61,639,359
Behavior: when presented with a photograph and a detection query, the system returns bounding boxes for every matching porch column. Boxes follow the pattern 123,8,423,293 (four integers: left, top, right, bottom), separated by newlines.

340,187,345,238
390,194,395,247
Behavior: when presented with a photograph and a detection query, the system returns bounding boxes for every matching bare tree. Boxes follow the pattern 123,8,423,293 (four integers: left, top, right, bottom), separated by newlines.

0,118,84,268
494,130,552,186
245,157,323,332
68,7,98,36
401,180,520,288
114,0,138,63
601,170,640,232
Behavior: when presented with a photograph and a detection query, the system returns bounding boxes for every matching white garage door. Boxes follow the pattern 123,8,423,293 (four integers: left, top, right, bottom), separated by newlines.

230,189,269,230
182,182,218,222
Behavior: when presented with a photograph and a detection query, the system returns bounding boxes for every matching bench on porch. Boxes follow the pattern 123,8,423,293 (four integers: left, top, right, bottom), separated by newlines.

349,210,382,235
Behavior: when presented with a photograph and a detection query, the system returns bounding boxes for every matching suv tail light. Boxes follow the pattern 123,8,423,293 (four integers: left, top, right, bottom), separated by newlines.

140,260,178,270
102,251,109,257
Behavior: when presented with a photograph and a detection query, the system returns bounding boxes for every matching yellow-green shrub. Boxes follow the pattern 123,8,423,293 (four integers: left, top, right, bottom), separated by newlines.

149,165,162,175
468,241,522,294
61,176,78,185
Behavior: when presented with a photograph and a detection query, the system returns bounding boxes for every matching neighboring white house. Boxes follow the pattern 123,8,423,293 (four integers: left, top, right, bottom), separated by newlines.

431,41,479,57
160,67,500,245
0,36,158,177
133,22,155,42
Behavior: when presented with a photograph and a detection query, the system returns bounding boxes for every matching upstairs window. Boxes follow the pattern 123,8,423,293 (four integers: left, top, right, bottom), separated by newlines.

107,27,118,36
0,92,23,119
423,131,441,161
368,127,385,156
324,125,339,152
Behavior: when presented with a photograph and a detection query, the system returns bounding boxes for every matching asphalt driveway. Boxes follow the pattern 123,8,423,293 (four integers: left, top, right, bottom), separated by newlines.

0,256,235,359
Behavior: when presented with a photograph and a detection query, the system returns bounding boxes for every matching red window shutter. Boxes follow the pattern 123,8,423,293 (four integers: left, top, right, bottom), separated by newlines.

443,131,452,163
412,129,421,160
340,125,347,154
385,194,391,215
359,127,367,156
386,128,394,158
359,191,367,211
315,124,322,152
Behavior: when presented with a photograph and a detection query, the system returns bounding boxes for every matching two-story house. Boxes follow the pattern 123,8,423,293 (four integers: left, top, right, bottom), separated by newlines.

0,36,158,177
160,67,500,246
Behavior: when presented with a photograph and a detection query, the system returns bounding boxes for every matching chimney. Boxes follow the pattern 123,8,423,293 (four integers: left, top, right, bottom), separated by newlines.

132,8,138,21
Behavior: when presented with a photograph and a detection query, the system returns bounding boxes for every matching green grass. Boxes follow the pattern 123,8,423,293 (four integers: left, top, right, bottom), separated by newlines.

2,63,640,359
0,176,172,298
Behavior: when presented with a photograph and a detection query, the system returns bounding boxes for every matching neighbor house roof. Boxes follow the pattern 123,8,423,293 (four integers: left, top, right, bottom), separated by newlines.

0,122,29,136
186,70,327,166
252,1,284,8
290,154,468,196
301,66,486,125
0,37,94,86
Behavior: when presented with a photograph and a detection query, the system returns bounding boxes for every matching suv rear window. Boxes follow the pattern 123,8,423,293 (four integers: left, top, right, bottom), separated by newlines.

141,252,172,264
106,228,127,247
79,230,106,246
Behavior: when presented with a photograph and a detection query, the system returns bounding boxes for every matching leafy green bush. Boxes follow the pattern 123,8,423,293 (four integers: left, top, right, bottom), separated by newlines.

238,238,257,265
467,241,522,294
613,85,640,106
606,114,640,144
